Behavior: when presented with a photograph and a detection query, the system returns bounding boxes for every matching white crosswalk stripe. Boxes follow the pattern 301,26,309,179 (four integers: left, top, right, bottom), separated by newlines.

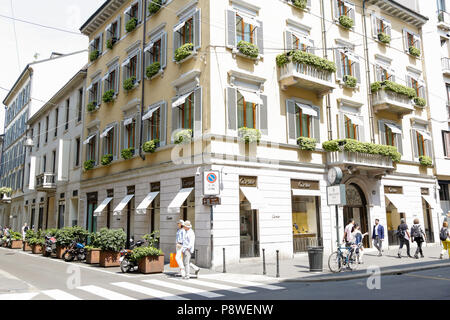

111,282,189,300
0,292,38,300
224,279,284,291
41,289,81,300
77,285,136,300
142,279,224,298
182,278,256,294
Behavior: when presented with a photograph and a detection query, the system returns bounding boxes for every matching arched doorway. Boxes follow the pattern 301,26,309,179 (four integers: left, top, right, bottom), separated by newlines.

344,183,369,248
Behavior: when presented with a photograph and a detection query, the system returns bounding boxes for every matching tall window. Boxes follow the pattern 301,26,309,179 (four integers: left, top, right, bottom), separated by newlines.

37,123,41,148
410,77,420,96
125,120,136,149
443,131,450,157
130,2,139,20
75,138,80,167
296,108,311,138
45,116,49,143
337,0,352,16
104,129,114,155
148,109,160,140
180,93,194,130
385,125,395,146
181,18,194,45
54,108,59,137
77,89,83,122
416,131,426,156
87,138,96,162
105,69,117,92
341,53,353,76
52,150,56,174
237,93,256,129
43,155,47,173
407,31,416,47
345,116,358,140
65,98,70,130
150,39,161,64
236,14,256,44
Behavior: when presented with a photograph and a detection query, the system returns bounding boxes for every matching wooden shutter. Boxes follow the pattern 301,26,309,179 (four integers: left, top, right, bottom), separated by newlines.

335,49,343,80
371,15,378,37
173,27,181,60
286,99,297,144
285,31,293,50
113,123,119,160
257,20,264,55
138,0,143,23
312,105,320,142
194,87,202,138
160,101,167,146
115,65,120,94
259,95,268,136
226,10,236,48
227,87,237,135
161,32,167,69
194,9,201,49
120,121,125,151
395,132,403,155
99,33,103,54
117,16,121,39
136,50,142,82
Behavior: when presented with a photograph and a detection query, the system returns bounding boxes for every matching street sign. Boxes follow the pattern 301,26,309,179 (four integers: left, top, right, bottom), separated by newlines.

203,197,221,206
327,184,346,206
204,170,220,196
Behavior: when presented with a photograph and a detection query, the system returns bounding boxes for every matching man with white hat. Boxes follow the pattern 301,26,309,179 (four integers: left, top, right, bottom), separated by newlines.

175,220,186,277
182,220,200,279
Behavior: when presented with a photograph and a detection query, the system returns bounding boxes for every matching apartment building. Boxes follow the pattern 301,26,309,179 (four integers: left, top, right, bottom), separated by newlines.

23,69,86,231
0,52,87,231
79,0,441,268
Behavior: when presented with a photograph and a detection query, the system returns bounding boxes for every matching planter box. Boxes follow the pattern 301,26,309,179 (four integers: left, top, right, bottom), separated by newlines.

86,249,101,264
56,246,68,259
10,240,23,249
31,244,43,254
138,255,165,274
23,241,32,251
99,251,121,267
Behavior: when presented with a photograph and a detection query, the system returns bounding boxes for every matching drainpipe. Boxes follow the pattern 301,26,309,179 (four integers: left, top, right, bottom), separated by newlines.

363,0,375,143
139,0,148,161
321,0,333,140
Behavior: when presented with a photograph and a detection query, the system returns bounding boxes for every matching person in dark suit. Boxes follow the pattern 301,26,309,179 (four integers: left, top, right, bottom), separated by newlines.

372,219,385,256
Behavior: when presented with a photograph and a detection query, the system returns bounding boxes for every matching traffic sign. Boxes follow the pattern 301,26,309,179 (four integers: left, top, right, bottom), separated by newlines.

204,170,220,196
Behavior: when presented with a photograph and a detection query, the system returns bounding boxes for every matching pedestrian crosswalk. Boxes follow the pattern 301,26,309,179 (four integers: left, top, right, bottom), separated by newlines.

0,274,285,300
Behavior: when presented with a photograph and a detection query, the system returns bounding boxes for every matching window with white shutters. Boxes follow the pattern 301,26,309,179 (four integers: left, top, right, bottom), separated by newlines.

145,31,167,75
87,79,102,107
103,64,120,96
378,120,403,154
443,131,450,157
122,50,141,87
226,9,263,55
334,0,356,23
335,50,361,83
173,9,201,56
105,17,121,48
371,15,391,39
338,111,364,141
172,87,202,139
124,0,142,30
403,29,421,54
143,101,167,146
375,64,395,82
286,99,320,144
411,127,432,159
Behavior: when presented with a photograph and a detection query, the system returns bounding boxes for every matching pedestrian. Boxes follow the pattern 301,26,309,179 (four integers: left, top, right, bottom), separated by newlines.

21,222,29,241
175,220,186,278
343,219,355,247
372,219,385,256
181,220,200,279
439,221,450,259
411,218,426,259
397,218,412,258
351,224,368,264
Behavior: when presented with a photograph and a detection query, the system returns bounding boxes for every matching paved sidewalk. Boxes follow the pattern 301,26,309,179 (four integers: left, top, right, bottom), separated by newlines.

206,244,450,282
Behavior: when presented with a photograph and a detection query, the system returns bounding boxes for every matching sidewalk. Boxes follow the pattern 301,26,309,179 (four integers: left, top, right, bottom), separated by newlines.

205,244,450,283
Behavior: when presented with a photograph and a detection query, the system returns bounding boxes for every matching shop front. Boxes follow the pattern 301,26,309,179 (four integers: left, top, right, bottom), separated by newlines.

384,186,408,246
135,182,160,234
421,188,436,243
113,187,135,248
168,177,196,229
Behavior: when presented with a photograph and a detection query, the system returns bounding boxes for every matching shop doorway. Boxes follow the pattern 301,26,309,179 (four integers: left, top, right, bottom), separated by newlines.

86,193,98,234
292,196,322,253
126,186,135,249
422,200,434,243
386,205,404,246
38,206,44,230
239,198,259,258
343,183,369,248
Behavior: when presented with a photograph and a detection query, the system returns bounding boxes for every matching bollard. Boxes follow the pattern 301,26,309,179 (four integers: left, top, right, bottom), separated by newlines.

276,250,280,278
222,248,226,273
262,248,266,275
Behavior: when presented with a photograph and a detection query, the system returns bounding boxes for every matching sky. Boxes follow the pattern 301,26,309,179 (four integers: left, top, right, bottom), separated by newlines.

0,0,106,134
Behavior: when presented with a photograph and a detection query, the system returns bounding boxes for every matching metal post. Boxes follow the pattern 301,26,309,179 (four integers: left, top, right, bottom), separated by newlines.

276,250,280,278
262,248,266,275
139,0,148,160
336,205,340,248
222,247,226,273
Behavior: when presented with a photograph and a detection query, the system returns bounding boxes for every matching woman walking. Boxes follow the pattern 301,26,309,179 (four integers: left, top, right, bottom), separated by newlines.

351,224,368,264
411,218,426,259
439,221,450,259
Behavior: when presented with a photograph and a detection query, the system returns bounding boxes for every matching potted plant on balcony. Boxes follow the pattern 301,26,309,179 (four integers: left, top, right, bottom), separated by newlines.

174,43,194,62
131,231,164,274
297,136,317,151
101,154,113,166
414,97,426,107
84,159,95,171
339,15,354,29
343,75,357,88
97,228,126,267
123,76,137,92
370,80,417,99
148,0,162,15
121,147,135,160
419,155,432,167
291,0,307,10
87,102,97,112
9,231,23,249
378,32,391,44
409,46,421,57
174,129,193,144
126,17,138,33
102,89,115,103
239,127,261,144
237,41,259,59
146,61,161,79
142,139,160,153
89,50,99,62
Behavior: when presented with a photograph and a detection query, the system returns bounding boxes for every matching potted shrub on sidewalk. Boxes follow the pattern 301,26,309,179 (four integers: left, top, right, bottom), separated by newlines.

23,229,35,251
85,231,101,264
131,231,164,274
97,228,126,267
9,232,23,249
29,231,45,254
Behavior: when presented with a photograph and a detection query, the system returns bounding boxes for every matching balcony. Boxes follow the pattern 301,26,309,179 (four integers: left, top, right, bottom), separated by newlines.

372,89,414,116
279,61,336,95
36,173,56,192
438,10,450,30
327,151,394,172
442,58,450,76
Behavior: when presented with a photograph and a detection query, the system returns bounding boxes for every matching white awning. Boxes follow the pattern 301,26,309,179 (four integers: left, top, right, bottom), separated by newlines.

172,91,193,108
385,123,402,134
124,117,133,126
296,103,318,117
113,195,134,215
105,23,112,31
240,187,267,210
237,14,260,27
142,106,160,121
121,58,130,68
94,197,113,216
83,134,96,145
417,130,432,141
136,192,160,215
422,195,436,209
168,188,194,213
385,194,409,213
100,126,114,138
173,21,186,33
238,89,263,105
292,189,321,197
102,74,109,82
144,42,154,53
86,84,93,92
344,114,363,126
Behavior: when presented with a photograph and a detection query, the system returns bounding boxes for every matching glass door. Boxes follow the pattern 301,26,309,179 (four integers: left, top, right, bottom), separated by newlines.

240,201,259,258
57,203,65,229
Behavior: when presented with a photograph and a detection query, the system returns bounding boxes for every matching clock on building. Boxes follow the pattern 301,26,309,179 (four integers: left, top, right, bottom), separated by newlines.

327,167,343,185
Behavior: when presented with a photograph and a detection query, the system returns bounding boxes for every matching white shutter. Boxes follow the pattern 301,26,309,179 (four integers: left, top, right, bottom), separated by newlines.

395,132,403,155
194,87,202,138
259,95,268,136
135,114,141,151
348,3,356,24
171,97,180,141
384,20,391,37
227,87,237,136
138,0,143,23
286,99,297,144
371,14,378,38
257,20,264,55
194,9,201,49
160,101,167,146
161,32,167,69
338,113,346,139
335,49,343,80
285,31,294,50
333,0,339,19
226,10,236,48
358,115,365,142
115,65,120,94
378,120,386,145
353,61,361,83
414,34,421,52
136,50,142,82
58,140,70,181
312,105,320,142
99,33,103,54
403,29,409,52
411,129,419,159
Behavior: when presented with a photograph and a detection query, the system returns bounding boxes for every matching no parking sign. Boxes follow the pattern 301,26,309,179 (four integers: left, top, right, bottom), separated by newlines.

204,171,220,196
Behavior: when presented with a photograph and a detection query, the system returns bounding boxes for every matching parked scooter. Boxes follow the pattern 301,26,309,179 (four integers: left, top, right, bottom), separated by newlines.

62,241,86,262
120,239,145,273
43,235,57,257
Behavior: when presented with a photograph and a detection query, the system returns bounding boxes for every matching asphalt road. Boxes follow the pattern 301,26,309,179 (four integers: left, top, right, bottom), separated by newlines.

1,247,449,300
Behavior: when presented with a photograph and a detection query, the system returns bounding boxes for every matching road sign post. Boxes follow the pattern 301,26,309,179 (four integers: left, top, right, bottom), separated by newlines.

327,184,346,248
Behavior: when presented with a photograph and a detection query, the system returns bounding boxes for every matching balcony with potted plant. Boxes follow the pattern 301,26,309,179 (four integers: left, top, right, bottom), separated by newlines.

125,17,138,33
290,0,308,10
408,45,421,58
148,0,162,15
234,40,260,61
146,61,162,80
419,155,432,167
87,101,99,113
343,74,357,89
101,154,113,166
378,32,391,45
339,15,354,29
97,228,127,267
371,80,415,116
174,43,195,64
297,136,317,151
238,127,261,144
0,187,12,203
84,159,95,171
89,50,99,63
121,147,135,160
123,76,138,92
142,139,160,153
102,89,116,104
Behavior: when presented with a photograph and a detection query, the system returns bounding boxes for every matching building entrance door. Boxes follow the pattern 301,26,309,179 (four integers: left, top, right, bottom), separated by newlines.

343,183,369,248
240,202,259,258
422,200,434,243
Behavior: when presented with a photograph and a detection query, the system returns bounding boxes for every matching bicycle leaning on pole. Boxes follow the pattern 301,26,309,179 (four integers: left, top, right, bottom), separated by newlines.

328,244,358,273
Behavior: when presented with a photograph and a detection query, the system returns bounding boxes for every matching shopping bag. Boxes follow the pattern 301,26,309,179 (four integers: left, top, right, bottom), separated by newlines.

170,253,179,268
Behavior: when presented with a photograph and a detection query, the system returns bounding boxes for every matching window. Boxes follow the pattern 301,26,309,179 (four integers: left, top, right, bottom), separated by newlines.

45,116,49,143
403,29,421,53
334,0,355,20
285,30,314,52
375,64,394,82
335,50,361,83
122,50,141,86
443,131,450,157
339,111,364,141
407,74,426,100
86,135,97,163
103,64,120,95
371,15,391,38
226,9,262,54
123,119,136,151
416,131,426,156
172,87,203,138
43,155,47,173
89,33,103,55
411,127,432,159
87,80,101,107
440,183,449,201
77,89,83,122
124,0,142,30
236,14,256,44
143,102,166,145
379,120,403,153
447,84,450,104
75,137,80,167
145,30,167,74
65,99,70,130
105,18,121,47
173,8,201,56
54,108,58,137
52,150,56,174
101,125,116,158
345,115,358,140
237,91,256,129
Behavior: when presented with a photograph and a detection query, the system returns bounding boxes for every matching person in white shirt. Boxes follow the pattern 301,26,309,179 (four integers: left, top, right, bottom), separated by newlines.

175,220,186,278
21,223,29,241
182,220,200,279
343,219,355,246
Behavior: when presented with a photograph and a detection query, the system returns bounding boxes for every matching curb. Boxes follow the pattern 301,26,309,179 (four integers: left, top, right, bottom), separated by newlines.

281,262,450,283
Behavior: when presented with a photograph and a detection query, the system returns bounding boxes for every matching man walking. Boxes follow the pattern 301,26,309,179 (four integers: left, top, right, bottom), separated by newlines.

343,219,355,247
175,220,186,278
182,221,200,279
372,219,385,256
397,218,412,258
21,223,29,241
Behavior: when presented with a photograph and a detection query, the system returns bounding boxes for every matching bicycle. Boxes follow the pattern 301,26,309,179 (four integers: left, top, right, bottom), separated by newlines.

328,245,358,273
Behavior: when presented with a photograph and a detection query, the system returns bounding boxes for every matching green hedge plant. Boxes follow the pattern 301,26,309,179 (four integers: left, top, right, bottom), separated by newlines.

87,102,97,112
148,0,162,15
378,32,391,44
409,46,421,57
371,80,416,99
10,231,22,241
174,129,193,144
174,43,194,62
292,0,307,9
297,137,317,151
238,127,261,144
237,40,259,58
293,50,336,72
106,39,114,50
102,89,115,103
339,15,354,29
89,50,99,62
0,187,12,195
101,154,113,166
121,147,134,160
142,139,160,153
419,155,432,166
25,229,36,242
28,237,45,246
414,97,426,107
343,75,357,88
126,17,137,33
123,76,137,91
146,61,161,79
96,228,126,252
84,160,95,171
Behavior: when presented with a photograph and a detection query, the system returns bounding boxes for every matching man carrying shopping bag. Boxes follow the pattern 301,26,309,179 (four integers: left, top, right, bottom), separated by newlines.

175,220,186,278
182,221,200,279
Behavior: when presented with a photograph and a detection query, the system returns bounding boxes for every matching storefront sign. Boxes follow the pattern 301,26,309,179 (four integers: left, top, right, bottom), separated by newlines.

291,179,319,190
421,188,429,195
327,185,346,206
204,171,220,196
239,176,257,187
182,177,195,189
384,186,403,194
203,196,221,206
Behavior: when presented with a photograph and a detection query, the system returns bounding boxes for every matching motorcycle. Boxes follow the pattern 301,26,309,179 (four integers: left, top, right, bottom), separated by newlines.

120,239,145,273
43,235,57,257
62,241,86,262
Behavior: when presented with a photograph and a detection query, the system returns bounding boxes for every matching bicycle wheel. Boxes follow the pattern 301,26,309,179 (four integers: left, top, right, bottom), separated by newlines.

347,252,358,271
328,251,343,273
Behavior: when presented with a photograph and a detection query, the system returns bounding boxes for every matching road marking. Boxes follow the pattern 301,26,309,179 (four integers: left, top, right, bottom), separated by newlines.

183,278,256,294
405,274,450,281
0,292,39,300
143,279,224,298
111,282,189,300
216,279,284,291
41,289,82,300
77,285,136,300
